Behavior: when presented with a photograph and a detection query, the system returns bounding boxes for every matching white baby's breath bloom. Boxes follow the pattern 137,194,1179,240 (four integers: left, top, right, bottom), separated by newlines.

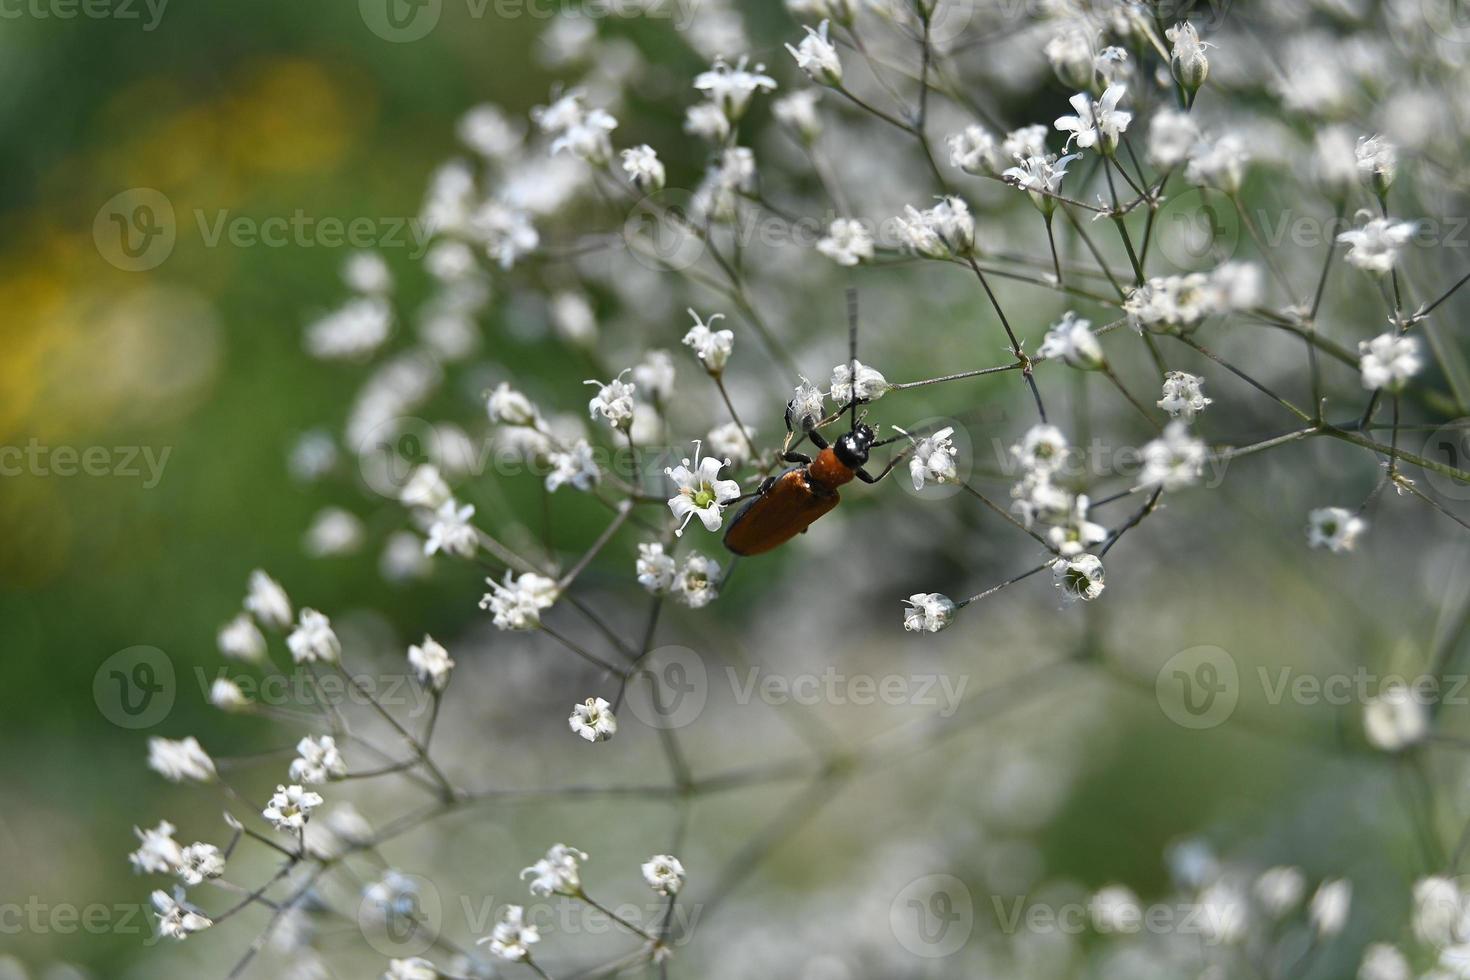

381,531,433,583
1198,879,1248,944
1185,134,1249,194
694,55,776,121
549,290,597,347
1011,471,1073,528
902,592,956,633
458,103,522,159
305,297,393,362
1255,866,1306,918
829,359,890,404
290,735,346,785
545,439,601,494
401,464,451,511
425,499,479,559
1358,944,1409,980
152,890,212,940
787,20,842,85
177,843,224,886
621,144,665,192
325,803,374,849
585,371,637,430
130,820,183,875
665,441,741,535
148,737,216,784
1010,424,1071,474
1055,84,1131,154
642,854,686,895
817,218,874,266
287,608,341,665
1413,876,1468,947
425,239,478,284
684,100,731,142
1339,218,1417,275
245,570,293,630
683,309,734,374
894,197,975,258
343,251,392,295
568,697,617,742
636,542,677,595
386,958,440,980
263,784,324,833
1141,422,1207,491
1053,553,1105,602
1091,885,1142,934
707,420,755,469
522,843,587,896
1045,22,1098,91
1356,135,1397,195
674,553,721,608
1148,109,1200,170
1307,506,1367,552
948,123,1003,175
210,678,250,712
1003,124,1049,162
1157,371,1212,420
1313,126,1360,195
303,507,364,558
479,905,539,962
906,426,958,490
632,349,676,403
470,200,539,270
218,613,267,662
408,635,454,692
1166,21,1211,91
1310,878,1352,937
1363,683,1429,751
788,377,826,432
487,382,539,426
1002,153,1079,213
772,88,822,141
1038,311,1103,369
1046,495,1107,557
480,572,560,631
1357,332,1421,391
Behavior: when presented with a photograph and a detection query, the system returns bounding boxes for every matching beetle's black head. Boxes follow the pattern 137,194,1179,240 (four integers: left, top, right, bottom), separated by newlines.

834,422,875,469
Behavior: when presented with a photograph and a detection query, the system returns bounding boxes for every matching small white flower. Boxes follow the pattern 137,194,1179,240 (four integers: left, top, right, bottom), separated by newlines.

386,957,440,980
1141,422,1207,491
545,439,601,494
1185,134,1249,194
788,377,827,431
707,420,755,469
343,251,392,295
550,290,598,347
1010,424,1071,474
894,196,975,258
1038,311,1104,370
1002,153,1079,213
683,309,735,374
263,784,324,833
522,843,587,896
130,821,183,875
665,441,742,535
632,349,676,403
1255,866,1306,918
947,123,1003,176
287,608,341,665
1046,495,1108,557
542,97,618,166
1413,876,1468,947
153,889,212,940
568,697,617,743
586,371,637,430
1309,878,1352,937
245,569,293,630
1364,683,1429,751
817,218,874,267
906,427,958,490
1003,124,1049,162
694,55,777,120
1313,126,1360,195
1358,944,1409,980
787,19,842,85
148,737,216,784
425,239,478,283
674,553,721,608
1091,885,1142,934
621,144,666,192
1358,332,1422,391
830,359,890,404
408,635,454,692
902,592,956,633
1339,218,1417,276
1356,135,1397,195
487,382,539,426
479,904,540,962
177,843,225,886
210,678,250,712
470,200,539,269
305,297,393,362
1053,553,1105,602
458,103,522,160
1148,109,1200,170
1307,506,1367,552
425,499,479,559
1055,84,1131,153
218,613,267,663
642,854,686,895
1197,879,1248,944
1045,23,1099,91
1011,471,1073,528
772,88,823,142
1157,371,1212,420
304,507,364,558
636,542,677,595
480,572,559,631
401,464,451,511
1166,21,1211,90
290,735,346,785
684,100,732,142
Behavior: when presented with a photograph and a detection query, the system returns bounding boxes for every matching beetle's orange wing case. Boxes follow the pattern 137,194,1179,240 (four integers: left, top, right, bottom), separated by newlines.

723,469,841,556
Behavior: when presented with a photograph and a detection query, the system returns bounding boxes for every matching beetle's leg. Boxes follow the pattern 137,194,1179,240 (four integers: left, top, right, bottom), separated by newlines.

855,446,913,484
782,451,812,465
806,428,831,451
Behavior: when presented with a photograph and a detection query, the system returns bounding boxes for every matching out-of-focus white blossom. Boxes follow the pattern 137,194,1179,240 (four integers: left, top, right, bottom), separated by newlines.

817,218,874,266
218,612,268,662
408,635,454,692
1141,422,1207,491
694,55,776,121
621,144,665,192
148,737,216,784
1309,879,1352,937
1339,218,1417,276
1307,506,1366,552
480,572,560,631
245,570,293,630
1363,683,1429,751
287,608,341,664
1357,332,1421,390
425,499,479,558
1039,311,1103,369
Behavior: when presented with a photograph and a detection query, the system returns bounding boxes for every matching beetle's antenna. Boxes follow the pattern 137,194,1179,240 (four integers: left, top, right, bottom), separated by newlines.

846,286,859,429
